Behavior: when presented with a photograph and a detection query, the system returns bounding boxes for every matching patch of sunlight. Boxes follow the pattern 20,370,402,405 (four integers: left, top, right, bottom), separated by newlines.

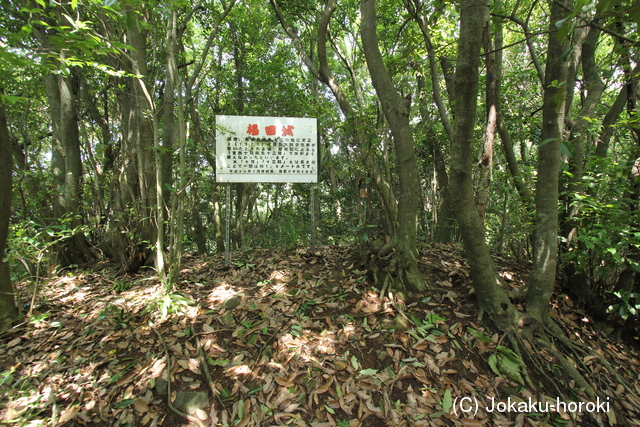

276,328,338,364
267,270,293,295
206,282,239,306
355,291,382,313
342,322,357,341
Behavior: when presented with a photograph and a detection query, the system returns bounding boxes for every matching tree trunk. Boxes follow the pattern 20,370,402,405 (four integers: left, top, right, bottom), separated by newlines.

448,0,515,328
494,8,529,207
127,5,156,246
43,71,66,220
270,0,403,275
191,185,208,256
360,0,425,292
213,188,225,253
162,23,176,212
526,0,572,321
428,134,453,243
57,69,94,266
595,85,629,158
0,95,17,331
413,53,454,243
476,23,498,224
563,28,605,227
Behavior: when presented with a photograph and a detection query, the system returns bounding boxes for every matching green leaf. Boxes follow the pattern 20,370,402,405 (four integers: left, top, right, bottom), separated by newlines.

488,354,501,376
238,399,245,418
495,346,525,384
596,0,614,12
359,368,378,376
351,355,359,370
208,358,230,367
497,346,521,364
498,356,525,384
113,399,135,408
620,305,629,320
539,137,557,147
247,386,263,395
467,327,491,344
442,389,453,413
560,141,575,158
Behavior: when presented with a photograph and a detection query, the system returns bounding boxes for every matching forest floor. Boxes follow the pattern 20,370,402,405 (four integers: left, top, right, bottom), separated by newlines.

1,244,640,426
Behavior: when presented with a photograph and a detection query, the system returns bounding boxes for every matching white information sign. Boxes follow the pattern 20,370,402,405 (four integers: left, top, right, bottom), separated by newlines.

216,115,318,183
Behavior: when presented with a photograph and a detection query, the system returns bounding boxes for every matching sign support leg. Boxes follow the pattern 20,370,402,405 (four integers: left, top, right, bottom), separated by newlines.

311,184,316,251
225,184,231,267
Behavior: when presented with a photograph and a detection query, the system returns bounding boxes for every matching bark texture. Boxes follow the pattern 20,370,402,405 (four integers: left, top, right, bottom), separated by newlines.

360,0,425,291
448,0,515,327
0,96,17,331
526,0,572,321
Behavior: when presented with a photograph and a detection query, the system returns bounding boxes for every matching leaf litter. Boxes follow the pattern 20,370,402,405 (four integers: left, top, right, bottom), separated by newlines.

1,244,639,426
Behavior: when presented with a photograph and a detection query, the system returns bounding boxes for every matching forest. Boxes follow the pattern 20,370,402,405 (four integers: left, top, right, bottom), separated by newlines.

1,0,640,425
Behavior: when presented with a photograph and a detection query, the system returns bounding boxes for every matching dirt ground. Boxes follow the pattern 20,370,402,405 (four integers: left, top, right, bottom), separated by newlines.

1,243,639,426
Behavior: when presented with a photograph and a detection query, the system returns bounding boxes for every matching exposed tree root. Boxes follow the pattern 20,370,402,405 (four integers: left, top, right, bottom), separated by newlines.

495,313,637,424
362,237,426,295
535,336,596,397
504,332,536,390
153,326,206,427
543,317,640,403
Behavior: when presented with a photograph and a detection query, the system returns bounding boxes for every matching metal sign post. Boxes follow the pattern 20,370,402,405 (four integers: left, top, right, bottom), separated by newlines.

310,184,316,251
225,184,230,267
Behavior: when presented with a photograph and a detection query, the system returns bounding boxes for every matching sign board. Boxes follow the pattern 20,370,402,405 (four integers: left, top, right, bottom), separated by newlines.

216,115,318,183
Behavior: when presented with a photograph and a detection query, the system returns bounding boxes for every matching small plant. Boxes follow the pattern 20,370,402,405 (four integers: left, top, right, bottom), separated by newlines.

408,312,446,337
296,298,317,317
111,279,133,293
607,290,640,320
232,258,256,269
98,304,131,328
142,293,194,320
291,323,303,337
488,345,526,385
27,312,49,325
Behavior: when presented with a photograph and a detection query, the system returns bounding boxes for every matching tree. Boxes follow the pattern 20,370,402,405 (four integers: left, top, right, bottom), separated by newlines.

0,94,17,331
527,0,572,322
360,0,424,290
270,0,426,291
31,1,97,267
448,0,516,328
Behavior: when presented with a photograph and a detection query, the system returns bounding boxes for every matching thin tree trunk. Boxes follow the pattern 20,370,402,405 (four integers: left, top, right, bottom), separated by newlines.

126,5,157,251
476,23,498,224
493,2,532,207
429,135,453,243
0,95,17,331
270,0,400,249
361,0,425,292
526,0,572,321
448,0,515,328
59,70,93,262
562,28,605,236
404,0,454,140
596,85,628,158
